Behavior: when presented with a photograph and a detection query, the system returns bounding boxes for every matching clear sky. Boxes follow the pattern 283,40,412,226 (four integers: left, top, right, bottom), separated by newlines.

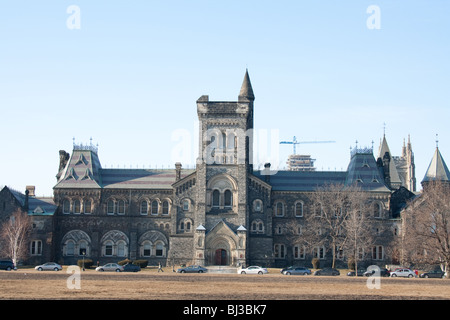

0,0,449,196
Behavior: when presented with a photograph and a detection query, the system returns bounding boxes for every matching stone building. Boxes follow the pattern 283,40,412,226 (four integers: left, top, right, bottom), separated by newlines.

1,70,427,268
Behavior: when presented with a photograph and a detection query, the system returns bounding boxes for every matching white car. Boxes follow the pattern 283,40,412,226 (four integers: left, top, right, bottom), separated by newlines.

35,262,62,271
390,268,416,278
238,266,268,275
95,263,124,272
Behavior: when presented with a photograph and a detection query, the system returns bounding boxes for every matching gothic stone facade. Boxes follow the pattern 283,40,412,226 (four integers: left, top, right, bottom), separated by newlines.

13,71,417,268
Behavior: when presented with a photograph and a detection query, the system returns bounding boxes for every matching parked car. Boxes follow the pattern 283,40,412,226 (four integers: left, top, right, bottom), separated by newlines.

347,268,366,276
420,270,446,278
282,266,311,275
123,263,141,272
390,268,416,278
238,266,268,275
176,265,208,273
95,263,124,272
0,260,15,271
313,267,340,276
35,262,62,271
363,268,390,277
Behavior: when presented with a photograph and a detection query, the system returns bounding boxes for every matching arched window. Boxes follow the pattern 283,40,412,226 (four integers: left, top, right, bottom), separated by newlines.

275,202,284,217
295,201,303,217
104,240,113,256
151,201,159,215
140,201,148,215
162,201,169,215
155,242,165,257
182,199,189,211
107,200,115,215
142,241,151,257
373,202,382,218
84,200,92,214
254,199,262,212
63,200,70,214
212,190,220,208
117,241,126,257
224,190,232,207
79,240,88,256
66,240,75,256
117,200,125,215
73,200,81,214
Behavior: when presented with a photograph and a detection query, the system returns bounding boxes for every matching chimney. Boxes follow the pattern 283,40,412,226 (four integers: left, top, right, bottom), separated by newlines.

175,162,182,181
263,163,271,183
26,185,35,197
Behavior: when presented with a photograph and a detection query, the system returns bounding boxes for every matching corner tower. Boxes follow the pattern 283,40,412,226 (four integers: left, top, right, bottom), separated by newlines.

194,70,255,266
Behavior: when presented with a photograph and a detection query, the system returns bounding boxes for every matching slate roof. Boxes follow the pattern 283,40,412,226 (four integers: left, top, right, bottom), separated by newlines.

54,148,195,190
2,186,56,216
422,147,450,183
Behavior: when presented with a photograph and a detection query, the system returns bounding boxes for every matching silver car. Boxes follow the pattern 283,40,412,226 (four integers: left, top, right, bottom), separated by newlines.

238,266,268,275
390,268,416,278
95,263,124,272
35,262,62,271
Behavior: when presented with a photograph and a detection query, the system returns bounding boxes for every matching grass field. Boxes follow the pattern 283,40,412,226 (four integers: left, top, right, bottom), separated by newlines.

0,266,448,301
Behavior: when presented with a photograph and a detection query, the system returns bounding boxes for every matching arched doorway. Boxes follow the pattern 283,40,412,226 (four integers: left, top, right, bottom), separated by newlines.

215,249,227,265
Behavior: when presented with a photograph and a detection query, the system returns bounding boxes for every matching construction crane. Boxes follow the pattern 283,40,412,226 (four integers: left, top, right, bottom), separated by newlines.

280,136,336,155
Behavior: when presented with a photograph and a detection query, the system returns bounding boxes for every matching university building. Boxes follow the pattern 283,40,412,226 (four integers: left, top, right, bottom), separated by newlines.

3,70,442,269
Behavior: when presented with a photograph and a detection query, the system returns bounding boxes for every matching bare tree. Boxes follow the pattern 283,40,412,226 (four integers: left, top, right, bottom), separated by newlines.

0,209,32,266
342,189,374,274
402,181,450,278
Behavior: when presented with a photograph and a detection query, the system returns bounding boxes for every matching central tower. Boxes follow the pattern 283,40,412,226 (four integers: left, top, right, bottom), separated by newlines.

193,70,255,266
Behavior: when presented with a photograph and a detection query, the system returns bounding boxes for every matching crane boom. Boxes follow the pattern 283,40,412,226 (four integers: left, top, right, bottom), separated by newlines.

280,136,335,154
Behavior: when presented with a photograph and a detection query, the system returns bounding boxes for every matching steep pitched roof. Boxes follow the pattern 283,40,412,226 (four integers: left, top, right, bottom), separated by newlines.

422,147,450,183
378,135,402,187
54,149,103,189
238,69,255,101
345,149,390,192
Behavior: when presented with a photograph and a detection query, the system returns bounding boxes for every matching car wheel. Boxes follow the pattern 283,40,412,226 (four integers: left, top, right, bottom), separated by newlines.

54,268,59,271
303,272,308,275
198,270,203,273
258,271,263,275
286,272,291,275
116,269,121,272
6,267,11,271
241,271,246,274
408,274,413,278
424,275,429,278
98,268,104,272
38,267,43,271
391,273,397,277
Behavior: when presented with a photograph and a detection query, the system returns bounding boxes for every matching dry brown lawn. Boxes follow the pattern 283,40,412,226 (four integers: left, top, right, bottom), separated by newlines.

0,267,449,300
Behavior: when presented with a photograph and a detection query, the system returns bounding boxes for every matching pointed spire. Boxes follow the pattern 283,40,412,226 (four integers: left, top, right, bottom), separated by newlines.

422,145,450,184
238,69,255,102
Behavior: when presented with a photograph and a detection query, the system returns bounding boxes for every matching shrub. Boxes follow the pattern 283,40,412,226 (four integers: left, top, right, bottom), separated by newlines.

77,259,93,269
118,259,132,266
133,260,148,268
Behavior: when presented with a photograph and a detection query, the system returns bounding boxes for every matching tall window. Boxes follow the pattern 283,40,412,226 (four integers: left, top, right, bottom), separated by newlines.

212,190,220,208
63,200,70,214
155,242,164,257
182,199,189,211
372,246,384,260
30,240,42,256
66,241,75,256
117,241,126,257
79,240,87,256
117,200,125,215
274,244,286,258
151,201,158,215
84,200,92,214
295,201,303,217
140,201,148,215
107,200,115,215
275,202,284,217
293,245,305,259
224,190,232,207
162,201,169,215
373,202,382,218
105,241,113,256
73,200,81,214
142,241,151,257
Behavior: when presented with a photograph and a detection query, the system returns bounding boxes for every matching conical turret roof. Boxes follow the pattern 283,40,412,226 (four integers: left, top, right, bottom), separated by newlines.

422,147,450,183
238,69,255,101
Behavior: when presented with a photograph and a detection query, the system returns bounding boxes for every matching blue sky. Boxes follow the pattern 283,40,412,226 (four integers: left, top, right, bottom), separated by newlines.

0,1,449,196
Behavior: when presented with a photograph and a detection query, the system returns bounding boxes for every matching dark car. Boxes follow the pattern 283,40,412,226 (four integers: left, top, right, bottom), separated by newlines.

123,263,141,272
0,260,15,271
282,267,311,275
420,270,445,278
177,265,208,273
363,268,390,277
314,267,340,276
347,268,366,276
